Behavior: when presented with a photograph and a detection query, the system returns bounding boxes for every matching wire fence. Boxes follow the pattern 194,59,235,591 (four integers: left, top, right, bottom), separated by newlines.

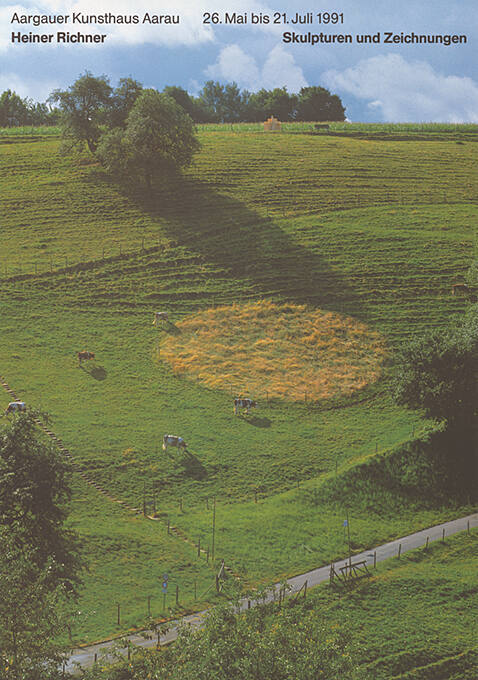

0,238,166,282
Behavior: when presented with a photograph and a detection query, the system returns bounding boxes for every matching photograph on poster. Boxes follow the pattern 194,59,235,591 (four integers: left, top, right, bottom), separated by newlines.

0,0,477,677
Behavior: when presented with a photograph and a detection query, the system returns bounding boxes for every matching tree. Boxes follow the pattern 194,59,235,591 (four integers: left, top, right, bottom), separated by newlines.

49,72,112,152
97,90,200,189
107,77,143,129
80,588,356,679
394,307,478,464
0,411,80,582
296,86,346,121
197,80,228,122
0,90,32,127
0,411,81,678
393,318,478,431
0,533,72,680
249,87,298,121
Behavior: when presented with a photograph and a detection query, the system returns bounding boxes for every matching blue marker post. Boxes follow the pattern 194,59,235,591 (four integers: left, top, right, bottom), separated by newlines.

162,573,168,613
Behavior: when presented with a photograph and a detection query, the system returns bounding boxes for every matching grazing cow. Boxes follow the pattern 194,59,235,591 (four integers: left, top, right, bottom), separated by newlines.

78,350,95,365
234,398,257,416
153,311,168,325
5,401,26,415
162,434,187,452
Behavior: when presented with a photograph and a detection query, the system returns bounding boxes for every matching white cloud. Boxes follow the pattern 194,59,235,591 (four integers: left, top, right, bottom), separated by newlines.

0,72,58,101
205,44,260,88
323,54,478,122
205,44,307,92
262,45,307,91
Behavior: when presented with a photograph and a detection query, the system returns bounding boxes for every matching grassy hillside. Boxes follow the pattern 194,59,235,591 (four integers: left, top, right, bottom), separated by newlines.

308,530,478,679
80,530,478,680
0,125,476,641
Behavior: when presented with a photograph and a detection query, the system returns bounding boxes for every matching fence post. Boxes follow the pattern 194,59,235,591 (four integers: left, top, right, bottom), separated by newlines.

206,546,209,563
197,537,201,557
425,536,429,551
167,518,170,535
442,528,445,542
398,544,401,559
374,551,377,569
467,520,470,535
303,580,308,598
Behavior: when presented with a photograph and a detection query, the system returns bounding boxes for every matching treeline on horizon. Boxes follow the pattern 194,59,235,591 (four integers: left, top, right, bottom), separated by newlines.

0,75,346,128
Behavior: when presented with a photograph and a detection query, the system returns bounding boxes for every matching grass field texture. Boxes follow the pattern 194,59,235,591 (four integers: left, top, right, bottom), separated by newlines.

273,530,478,679
0,124,476,643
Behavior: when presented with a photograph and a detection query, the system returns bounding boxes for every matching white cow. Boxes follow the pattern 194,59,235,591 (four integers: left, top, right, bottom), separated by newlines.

153,311,168,325
162,434,187,452
5,401,26,415
234,398,257,415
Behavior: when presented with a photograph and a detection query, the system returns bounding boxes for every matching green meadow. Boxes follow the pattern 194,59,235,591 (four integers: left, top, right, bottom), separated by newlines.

256,530,478,679
0,125,476,643
300,530,478,679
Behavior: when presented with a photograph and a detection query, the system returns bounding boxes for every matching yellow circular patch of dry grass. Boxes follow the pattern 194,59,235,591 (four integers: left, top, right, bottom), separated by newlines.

160,301,386,401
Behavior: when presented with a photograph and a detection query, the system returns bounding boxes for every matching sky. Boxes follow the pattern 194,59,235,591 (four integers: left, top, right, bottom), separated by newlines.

1,0,477,122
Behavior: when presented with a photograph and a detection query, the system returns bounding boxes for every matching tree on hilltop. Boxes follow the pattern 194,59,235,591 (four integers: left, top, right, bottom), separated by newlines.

163,85,211,122
296,86,346,121
50,72,113,153
107,77,143,129
97,90,200,189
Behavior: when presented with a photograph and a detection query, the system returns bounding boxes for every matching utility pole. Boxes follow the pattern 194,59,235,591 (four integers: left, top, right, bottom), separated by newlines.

346,508,352,569
212,497,216,563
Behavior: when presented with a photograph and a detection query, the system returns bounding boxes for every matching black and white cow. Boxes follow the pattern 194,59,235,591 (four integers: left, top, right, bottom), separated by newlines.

5,401,26,415
162,434,187,452
153,311,168,325
234,398,257,416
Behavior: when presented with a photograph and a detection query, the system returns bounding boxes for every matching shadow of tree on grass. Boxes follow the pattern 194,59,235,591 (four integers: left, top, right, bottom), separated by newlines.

85,168,365,320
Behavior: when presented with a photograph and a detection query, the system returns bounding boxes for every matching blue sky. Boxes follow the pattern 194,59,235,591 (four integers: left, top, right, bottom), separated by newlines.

1,0,477,121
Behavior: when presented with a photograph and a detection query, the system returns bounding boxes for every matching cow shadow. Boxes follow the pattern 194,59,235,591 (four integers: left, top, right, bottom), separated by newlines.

80,364,107,381
179,451,208,480
164,321,181,336
242,415,271,428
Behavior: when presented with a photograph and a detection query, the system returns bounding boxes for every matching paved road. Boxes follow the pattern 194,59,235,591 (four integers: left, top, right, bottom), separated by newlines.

66,512,478,675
